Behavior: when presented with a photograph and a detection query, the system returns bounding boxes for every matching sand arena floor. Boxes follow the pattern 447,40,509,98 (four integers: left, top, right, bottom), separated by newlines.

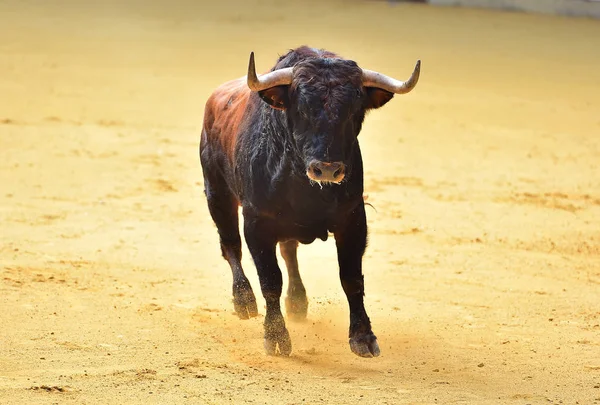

1,1,599,404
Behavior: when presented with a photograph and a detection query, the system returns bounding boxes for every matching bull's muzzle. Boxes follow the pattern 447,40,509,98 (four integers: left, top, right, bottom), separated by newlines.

307,160,345,184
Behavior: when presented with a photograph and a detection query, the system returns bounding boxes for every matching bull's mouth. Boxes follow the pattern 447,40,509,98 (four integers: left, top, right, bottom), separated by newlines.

306,172,345,186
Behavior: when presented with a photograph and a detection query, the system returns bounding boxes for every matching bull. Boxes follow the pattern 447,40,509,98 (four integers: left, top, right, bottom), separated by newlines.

200,46,420,357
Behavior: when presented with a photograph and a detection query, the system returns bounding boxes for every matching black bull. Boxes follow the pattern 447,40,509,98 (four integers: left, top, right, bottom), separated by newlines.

199,46,420,357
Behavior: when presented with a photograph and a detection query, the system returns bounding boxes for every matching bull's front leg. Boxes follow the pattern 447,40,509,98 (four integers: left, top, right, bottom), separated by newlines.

243,213,292,356
334,202,380,358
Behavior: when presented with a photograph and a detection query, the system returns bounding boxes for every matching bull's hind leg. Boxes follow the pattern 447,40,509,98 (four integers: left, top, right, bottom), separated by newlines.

204,181,258,319
244,214,291,356
279,240,308,321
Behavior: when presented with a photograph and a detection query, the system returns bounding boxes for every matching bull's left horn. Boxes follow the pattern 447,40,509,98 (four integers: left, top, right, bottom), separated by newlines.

247,51,294,92
361,60,421,94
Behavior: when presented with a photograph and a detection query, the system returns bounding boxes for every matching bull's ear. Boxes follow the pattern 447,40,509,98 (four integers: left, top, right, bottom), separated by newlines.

365,87,394,109
258,86,290,110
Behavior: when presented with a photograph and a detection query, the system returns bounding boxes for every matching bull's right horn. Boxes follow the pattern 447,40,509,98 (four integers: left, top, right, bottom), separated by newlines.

247,52,294,92
361,60,421,94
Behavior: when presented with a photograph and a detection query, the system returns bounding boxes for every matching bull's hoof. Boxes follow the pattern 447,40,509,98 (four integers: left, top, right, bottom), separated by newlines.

285,294,308,321
264,325,292,356
232,287,258,320
349,333,380,358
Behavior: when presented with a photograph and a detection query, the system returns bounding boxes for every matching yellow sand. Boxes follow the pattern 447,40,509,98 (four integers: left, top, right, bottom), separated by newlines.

1,1,599,403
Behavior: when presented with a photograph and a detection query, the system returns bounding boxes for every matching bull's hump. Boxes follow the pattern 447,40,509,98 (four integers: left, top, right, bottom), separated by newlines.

212,77,250,106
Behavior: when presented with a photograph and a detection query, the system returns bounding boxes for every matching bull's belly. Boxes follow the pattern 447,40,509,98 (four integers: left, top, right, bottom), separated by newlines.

274,218,332,245
242,189,361,245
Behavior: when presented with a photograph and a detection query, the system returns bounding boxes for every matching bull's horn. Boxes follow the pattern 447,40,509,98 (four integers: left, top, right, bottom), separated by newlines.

361,60,421,94
247,52,293,92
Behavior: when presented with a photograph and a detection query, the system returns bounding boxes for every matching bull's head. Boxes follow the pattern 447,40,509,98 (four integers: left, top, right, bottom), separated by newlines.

247,51,420,185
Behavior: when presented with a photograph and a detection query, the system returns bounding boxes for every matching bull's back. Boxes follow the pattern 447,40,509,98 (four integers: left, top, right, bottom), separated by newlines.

201,78,252,168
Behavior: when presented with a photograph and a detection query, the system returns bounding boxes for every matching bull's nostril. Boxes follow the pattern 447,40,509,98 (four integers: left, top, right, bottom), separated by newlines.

312,167,322,176
333,168,342,178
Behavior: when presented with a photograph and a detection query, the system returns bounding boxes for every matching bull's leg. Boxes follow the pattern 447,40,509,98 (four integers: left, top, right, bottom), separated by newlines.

334,202,380,358
204,181,258,319
279,240,308,321
244,214,291,356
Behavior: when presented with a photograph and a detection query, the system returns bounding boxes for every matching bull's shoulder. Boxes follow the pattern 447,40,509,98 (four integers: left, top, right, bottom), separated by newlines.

202,78,254,165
